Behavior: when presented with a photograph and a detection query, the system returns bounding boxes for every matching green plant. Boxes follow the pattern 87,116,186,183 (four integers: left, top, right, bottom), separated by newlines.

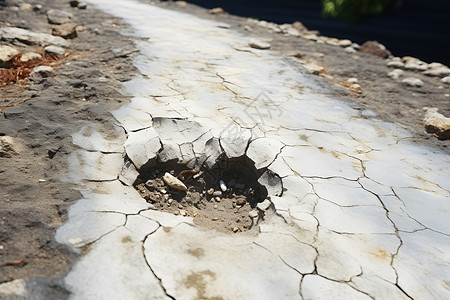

321,0,393,23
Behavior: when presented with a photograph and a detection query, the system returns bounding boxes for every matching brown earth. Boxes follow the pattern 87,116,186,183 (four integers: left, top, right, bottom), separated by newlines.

0,0,449,297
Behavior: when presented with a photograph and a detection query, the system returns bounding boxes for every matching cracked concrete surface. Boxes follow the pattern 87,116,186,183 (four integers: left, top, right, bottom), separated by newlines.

53,0,450,299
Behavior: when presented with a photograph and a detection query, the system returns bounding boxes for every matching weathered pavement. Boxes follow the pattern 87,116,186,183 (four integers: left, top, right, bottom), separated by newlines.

50,0,449,299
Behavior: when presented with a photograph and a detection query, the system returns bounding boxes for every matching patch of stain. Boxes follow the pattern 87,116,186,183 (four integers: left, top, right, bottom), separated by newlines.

443,280,450,291
373,249,390,260
187,247,205,258
163,227,172,233
122,236,132,243
183,270,223,300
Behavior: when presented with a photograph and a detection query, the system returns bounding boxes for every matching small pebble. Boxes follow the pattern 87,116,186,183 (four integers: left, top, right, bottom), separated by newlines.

219,180,227,192
215,197,221,202
212,217,219,221
160,189,167,194
180,210,186,216
212,191,222,197
168,199,173,204
178,204,183,209
233,227,239,233
173,211,179,215
236,198,246,206
214,204,218,209
346,78,358,84
207,188,214,195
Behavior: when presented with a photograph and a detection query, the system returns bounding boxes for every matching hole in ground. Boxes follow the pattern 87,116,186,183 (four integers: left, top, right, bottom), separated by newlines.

134,154,268,234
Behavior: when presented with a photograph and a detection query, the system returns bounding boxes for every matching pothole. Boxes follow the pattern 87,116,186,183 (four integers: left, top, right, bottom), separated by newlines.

134,154,273,233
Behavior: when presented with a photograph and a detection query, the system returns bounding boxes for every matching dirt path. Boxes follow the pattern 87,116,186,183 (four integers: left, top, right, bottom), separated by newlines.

1,0,137,296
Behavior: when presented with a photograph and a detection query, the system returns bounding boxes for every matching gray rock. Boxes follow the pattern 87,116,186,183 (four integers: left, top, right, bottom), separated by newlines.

30,66,54,78
402,77,423,87
44,45,65,57
47,9,73,25
0,27,68,47
52,22,77,39
248,39,271,50
157,142,181,163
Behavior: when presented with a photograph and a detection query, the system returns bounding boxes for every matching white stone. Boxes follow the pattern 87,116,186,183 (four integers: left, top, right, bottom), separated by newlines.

303,62,323,75
0,45,20,64
19,52,42,62
163,172,188,192
388,68,403,80
344,46,356,54
387,60,404,68
339,39,352,47
402,77,423,87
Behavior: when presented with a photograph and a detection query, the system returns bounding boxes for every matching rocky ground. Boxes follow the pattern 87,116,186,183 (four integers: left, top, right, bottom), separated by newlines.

0,0,137,296
0,0,449,298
